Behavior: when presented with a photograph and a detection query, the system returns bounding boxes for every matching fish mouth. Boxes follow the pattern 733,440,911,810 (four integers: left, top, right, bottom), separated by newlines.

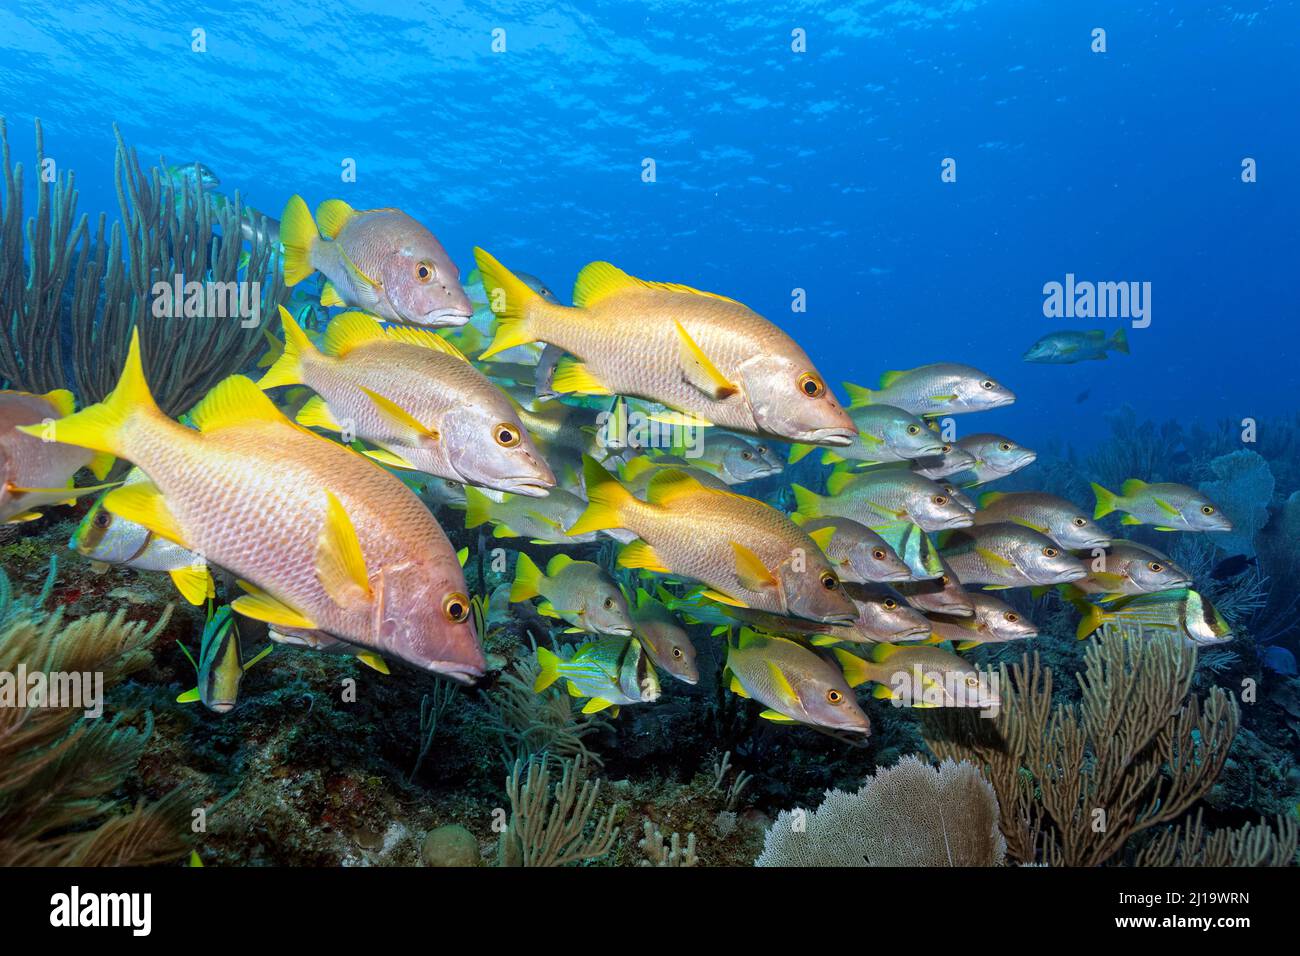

1052,566,1088,583
804,426,857,447
875,569,915,583
818,610,859,627
493,476,554,497
895,625,931,641
433,662,486,684
602,625,635,637
209,701,236,714
418,307,472,327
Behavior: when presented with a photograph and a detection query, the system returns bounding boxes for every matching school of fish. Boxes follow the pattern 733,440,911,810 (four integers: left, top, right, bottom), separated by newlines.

1,194,1236,728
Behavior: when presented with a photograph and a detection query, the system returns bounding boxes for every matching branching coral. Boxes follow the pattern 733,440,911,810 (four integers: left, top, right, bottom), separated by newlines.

480,650,610,767
0,565,191,866
921,626,1285,866
755,755,1007,867
1134,809,1297,866
0,117,287,414
496,754,619,867
639,820,698,867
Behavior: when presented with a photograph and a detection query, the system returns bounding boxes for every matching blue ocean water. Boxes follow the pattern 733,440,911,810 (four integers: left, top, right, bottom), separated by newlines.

2,0,1297,451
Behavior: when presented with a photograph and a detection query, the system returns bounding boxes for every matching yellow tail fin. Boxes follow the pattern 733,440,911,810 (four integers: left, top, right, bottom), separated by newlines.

533,646,561,692
1091,482,1119,519
791,484,823,517
474,247,543,360
280,195,318,286
511,552,545,602
16,329,158,459
568,456,635,536
259,306,317,390
463,486,494,529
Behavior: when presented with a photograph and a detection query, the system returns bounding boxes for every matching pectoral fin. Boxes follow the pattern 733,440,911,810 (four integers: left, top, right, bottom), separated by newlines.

359,387,439,441
732,541,778,591
674,321,738,399
759,709,799,724
315,491,373,607
582,697,618,714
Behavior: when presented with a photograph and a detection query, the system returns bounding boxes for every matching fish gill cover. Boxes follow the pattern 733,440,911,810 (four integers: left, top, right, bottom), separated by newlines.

0,0,1296,886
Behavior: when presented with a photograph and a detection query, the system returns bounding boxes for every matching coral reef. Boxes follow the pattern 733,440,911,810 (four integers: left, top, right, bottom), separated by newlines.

0,563,192,866
1200,449,1274,557
497,754,619,867
755,755,1006,866
0,117,286,414
923,627,1294,866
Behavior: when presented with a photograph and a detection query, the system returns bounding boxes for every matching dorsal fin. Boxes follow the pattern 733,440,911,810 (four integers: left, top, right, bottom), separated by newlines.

825,467,857,496
315,199,357,239
879,370,906,388
1121,478,1148,496
323,312,387,357
978,491,1005,508
573,261,640,309
546,553,575,576
385,326,469,362
646,468,706,505
620,455,659,482
190,376,288,432
573,260,740,309
42,388,76,418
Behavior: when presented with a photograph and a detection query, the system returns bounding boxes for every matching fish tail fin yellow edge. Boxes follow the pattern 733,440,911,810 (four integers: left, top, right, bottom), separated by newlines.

279,194,318,286
568,456,635,536
258,305,317,390
474,247,549,359
16,328,160,460
533,646,561,692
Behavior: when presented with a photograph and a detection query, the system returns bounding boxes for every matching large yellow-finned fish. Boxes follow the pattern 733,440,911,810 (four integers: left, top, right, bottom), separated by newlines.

280,196,472,327
0,389,116,524
570,456,857,624
259,308,555,497
19,331,486,683
472,248,857,447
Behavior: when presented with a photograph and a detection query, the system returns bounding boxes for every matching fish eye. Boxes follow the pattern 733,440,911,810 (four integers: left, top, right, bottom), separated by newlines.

965,675,979,687
882,598,898,610
415,261,436,283
940,575,950,585
1005,612,1019,622
672,647,684,659
826,689,843,704
1042,547,1059,558
1148,561,1164,573
741,451,754,460
93,510,111,529
603,597,615,610
493,423,520,447
941,445,953,453
756,446,768,454
907,425,921,435
797,373,825,398
981,380,995,390
932,495,948,506
819,571,838,590
1201,505,1215,515
998,442,1012,452
1073,517,1087,527
872,549,887,560
442,592,470,623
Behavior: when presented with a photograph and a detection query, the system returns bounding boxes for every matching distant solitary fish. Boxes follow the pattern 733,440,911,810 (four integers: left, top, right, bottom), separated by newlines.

1024,328,1129,364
